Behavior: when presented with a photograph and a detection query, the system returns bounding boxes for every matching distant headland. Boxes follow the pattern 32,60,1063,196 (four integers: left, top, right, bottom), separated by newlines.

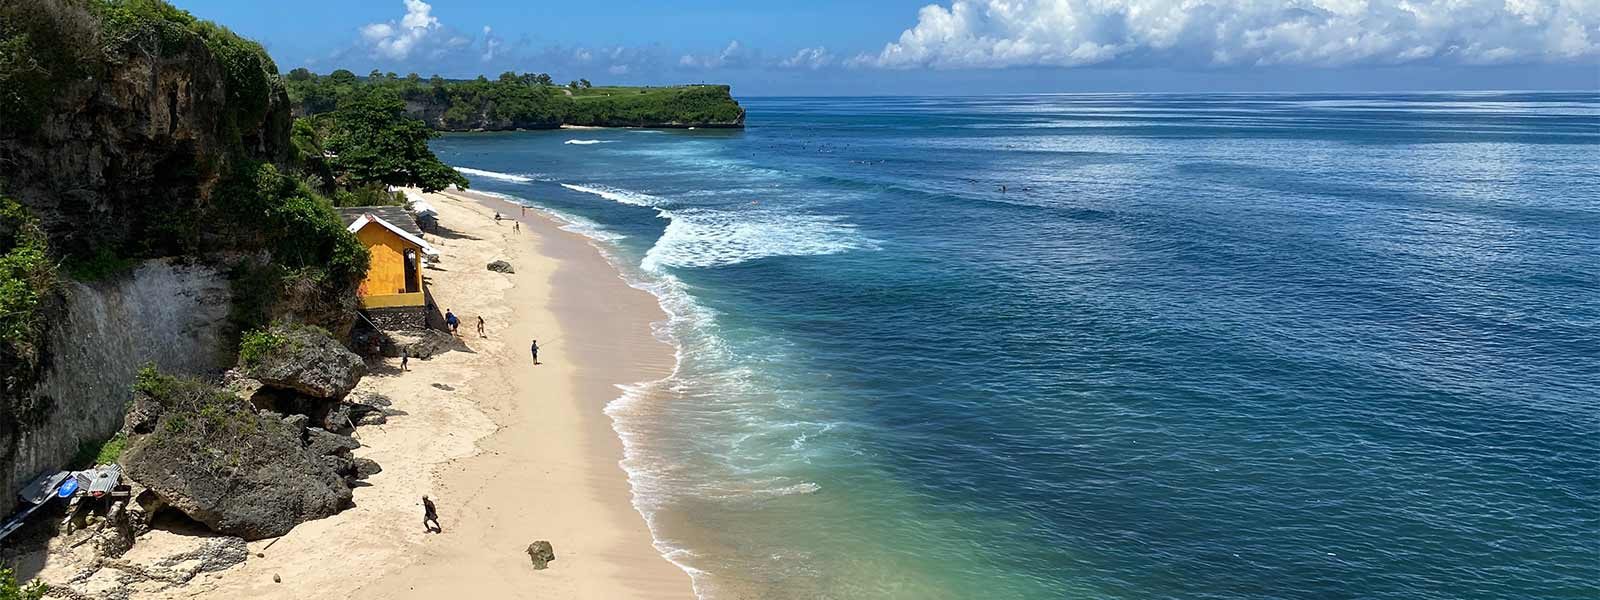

285,69,745,131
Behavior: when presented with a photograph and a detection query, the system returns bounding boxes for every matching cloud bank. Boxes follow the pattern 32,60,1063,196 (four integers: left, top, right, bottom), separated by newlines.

858,0,1600,69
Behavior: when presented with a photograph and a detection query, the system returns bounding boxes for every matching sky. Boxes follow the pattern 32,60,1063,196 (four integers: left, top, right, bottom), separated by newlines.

179,0,1600,95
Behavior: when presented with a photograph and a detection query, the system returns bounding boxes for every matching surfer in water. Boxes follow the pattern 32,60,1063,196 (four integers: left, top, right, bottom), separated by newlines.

422,496,441,533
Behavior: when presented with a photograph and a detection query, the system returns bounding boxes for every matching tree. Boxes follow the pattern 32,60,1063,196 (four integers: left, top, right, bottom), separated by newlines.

498,71,519,84
579,78,591,89
567,80,579,90
328,69,357,85
286,67,314,82
533,72,552,86
429,74,445,87
406,72,421,83
323,91,469,193
367,69,382,80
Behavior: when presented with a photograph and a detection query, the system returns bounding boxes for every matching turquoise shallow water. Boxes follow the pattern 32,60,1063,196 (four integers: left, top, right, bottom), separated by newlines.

432,92,1600,599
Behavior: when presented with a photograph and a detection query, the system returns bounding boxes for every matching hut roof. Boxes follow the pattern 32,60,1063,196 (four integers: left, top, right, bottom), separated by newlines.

345,212,440,256
336,206,424,238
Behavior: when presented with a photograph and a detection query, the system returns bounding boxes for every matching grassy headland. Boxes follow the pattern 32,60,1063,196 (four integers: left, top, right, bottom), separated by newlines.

285,70,745,131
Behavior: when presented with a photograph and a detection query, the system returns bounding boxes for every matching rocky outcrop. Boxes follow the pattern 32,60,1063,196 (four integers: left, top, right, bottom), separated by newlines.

242,324,366,399
487,260,514,273
118,373,351,541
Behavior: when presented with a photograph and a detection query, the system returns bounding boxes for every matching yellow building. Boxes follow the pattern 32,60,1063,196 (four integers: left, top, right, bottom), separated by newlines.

341,210,439,322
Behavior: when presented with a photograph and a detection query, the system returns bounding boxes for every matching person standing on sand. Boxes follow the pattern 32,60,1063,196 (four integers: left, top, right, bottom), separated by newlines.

422,496,441,533
477,316,486,338
530,339,540,365
401,349,409,372
445,310,460,335
513,221,520,233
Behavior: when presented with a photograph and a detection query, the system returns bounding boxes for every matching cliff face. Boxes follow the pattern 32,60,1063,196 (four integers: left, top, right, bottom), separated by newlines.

0,3,355,505
0,29,291,257
2,261,234,503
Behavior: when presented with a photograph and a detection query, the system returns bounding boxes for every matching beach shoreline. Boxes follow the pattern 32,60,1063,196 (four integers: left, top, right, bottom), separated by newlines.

29,188,696,599
351,189,690,598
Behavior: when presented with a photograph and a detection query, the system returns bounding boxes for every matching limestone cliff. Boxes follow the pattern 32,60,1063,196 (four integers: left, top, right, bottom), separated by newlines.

0,1,361,505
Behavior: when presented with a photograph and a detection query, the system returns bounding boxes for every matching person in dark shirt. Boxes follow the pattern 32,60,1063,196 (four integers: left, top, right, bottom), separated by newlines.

530,339,540,365
445,310,460,335
422,496,441,533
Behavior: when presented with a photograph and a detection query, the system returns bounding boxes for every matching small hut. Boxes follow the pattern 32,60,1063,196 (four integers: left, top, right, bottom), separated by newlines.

339,208,438,329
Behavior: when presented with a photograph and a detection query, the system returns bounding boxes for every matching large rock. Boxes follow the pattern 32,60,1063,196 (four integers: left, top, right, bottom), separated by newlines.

487,260,515,274
119,372,351,541
379,329,463,359
305,427,360,457
526,541,556,570
242,324,366,399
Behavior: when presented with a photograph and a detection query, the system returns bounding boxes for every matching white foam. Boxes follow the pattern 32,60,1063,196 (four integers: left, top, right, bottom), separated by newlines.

453,166,536,183
560,183,664,207
564,139,614,145
473,190,625,242
642,208,880,271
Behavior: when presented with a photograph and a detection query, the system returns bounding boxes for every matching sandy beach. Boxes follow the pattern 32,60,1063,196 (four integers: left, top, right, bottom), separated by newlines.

37,189,693,598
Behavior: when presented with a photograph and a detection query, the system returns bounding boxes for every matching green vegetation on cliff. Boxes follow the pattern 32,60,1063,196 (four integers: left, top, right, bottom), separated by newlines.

284,69,744,130
0,0,467,342
0,197,55,394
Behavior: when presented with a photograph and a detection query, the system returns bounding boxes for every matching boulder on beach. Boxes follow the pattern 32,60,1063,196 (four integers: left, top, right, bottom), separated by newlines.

119,368,352,541
526,540,556,570
487,260,515,273
379,328,463,359
240,323,366,399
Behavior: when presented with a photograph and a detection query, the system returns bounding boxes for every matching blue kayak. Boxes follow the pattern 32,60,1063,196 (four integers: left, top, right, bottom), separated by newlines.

56,478,79,498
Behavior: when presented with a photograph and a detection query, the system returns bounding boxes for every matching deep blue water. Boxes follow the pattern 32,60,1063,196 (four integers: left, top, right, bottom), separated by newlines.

432,92,1600,599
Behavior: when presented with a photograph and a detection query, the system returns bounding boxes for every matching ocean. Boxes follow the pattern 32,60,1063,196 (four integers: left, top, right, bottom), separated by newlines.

430,92,1599,600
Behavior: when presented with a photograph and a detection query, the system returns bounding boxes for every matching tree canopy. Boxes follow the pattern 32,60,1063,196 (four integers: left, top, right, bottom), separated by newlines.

322,91,468,193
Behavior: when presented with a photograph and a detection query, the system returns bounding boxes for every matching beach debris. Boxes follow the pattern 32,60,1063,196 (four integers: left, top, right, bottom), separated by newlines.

241,323,367,399
431,383,455,391
487,260,515,274
525,541,556,570
274,573,282,583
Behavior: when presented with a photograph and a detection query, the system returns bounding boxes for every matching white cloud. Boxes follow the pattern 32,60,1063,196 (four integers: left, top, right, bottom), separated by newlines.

481,26,503,62
361,0,442,60
780,47,835,70
859,0,1600,69
679,40,758,69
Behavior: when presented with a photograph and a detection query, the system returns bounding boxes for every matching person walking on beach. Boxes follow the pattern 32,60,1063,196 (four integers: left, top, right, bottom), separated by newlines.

476,316,486,338
513,221,520,233
422,496,441,533
521,206,526,217
400,349,409,372
530,339,540,365
445,310,460,335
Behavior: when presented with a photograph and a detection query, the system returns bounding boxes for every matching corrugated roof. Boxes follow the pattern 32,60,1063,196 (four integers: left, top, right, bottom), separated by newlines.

336,206,424,238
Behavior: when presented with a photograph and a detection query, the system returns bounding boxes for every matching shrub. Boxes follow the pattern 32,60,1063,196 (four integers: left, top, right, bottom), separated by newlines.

70,433,126,468
0,567,46,600
237,327,285,366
